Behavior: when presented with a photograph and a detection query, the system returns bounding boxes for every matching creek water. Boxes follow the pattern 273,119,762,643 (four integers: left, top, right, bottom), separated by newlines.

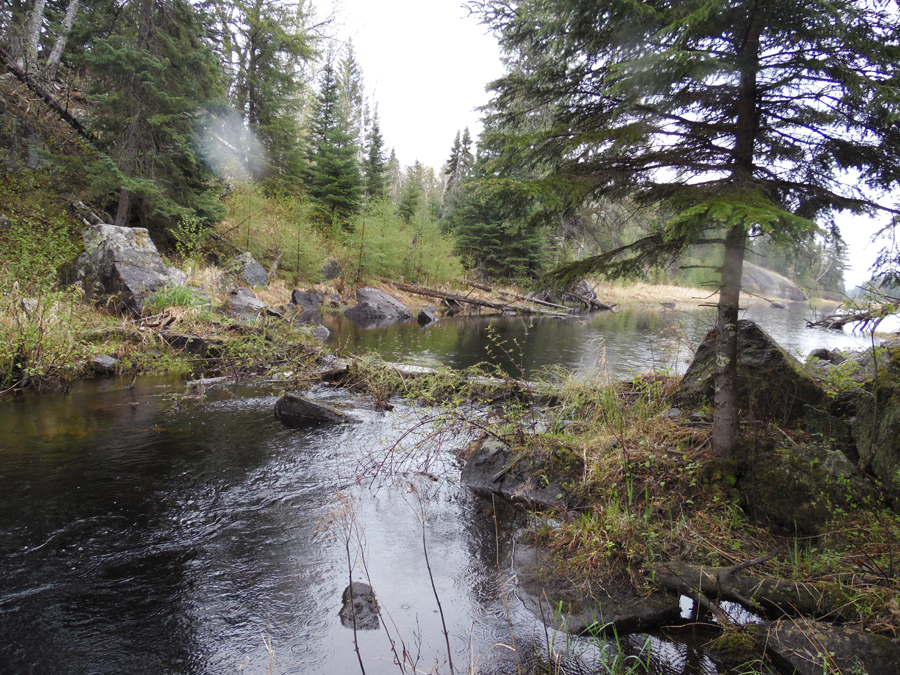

0,303,877,674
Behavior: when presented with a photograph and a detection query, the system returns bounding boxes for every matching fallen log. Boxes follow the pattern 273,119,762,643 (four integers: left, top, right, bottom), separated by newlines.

650,558,853,621
462,278,573,312
392,282,569,317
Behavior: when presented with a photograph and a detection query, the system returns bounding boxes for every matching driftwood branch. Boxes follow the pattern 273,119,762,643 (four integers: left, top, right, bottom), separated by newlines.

806,310,882,331
463,278,573,312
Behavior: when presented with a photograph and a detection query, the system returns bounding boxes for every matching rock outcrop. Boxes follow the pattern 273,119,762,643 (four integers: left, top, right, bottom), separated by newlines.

677,319,823,421
76,224,187,316
225,287,266,320
742,261,807,301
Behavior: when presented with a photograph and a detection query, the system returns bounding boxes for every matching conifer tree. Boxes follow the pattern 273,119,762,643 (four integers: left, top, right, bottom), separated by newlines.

82,0,224,230
444,127,474,200
362,112,387,199
473,0,900,458
304,61,362,229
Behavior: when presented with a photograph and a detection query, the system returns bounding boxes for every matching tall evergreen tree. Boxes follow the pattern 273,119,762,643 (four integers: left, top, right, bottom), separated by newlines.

339,40,366,159
473,0,900,459
362,111,387,199
82,0,224,230
397,161,424,223
444,127,474,201
304,61,362,229
211,0,314,188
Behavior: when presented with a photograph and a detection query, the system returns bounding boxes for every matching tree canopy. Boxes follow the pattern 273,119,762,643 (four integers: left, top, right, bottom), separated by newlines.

472,0,900,457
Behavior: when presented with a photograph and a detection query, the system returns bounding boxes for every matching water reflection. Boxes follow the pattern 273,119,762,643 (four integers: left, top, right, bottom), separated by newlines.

323,301,879,379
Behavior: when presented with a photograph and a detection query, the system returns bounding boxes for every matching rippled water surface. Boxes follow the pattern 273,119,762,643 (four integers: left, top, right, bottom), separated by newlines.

0,304,875,674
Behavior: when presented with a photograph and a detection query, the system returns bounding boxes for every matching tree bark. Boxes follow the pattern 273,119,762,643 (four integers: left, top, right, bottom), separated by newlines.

45,0,80,79
20,0,47,72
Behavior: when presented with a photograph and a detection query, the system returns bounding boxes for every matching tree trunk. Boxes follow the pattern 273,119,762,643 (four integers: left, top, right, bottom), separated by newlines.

712,13,762,459
20,0,47,72
46,0,80,79
712,225,746,458
114,188,131,227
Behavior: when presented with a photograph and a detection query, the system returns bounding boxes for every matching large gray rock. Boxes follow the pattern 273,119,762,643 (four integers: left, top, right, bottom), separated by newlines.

677,319,823,421
225,287,265,320
274,393,360,427
76,224,187,316
461,437,583,509
747,618,900,675
344,287,412,327
291,290,324,312
742,261,807,301
227,252,268,288
339,582,379,630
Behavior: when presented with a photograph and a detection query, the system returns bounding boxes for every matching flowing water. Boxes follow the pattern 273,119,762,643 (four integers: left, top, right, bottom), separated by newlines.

0,303,879,674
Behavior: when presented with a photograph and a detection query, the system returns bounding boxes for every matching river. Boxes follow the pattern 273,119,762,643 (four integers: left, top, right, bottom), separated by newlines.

0,302,879,674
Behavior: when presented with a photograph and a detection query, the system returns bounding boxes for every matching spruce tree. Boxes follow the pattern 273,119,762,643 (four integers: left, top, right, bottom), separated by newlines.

304,61,362,229
473,0,900,459
82,0,224,231
362,112,387,199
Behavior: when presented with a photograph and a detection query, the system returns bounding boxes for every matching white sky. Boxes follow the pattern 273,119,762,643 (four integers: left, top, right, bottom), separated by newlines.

329,0,504,172
327,0,893,291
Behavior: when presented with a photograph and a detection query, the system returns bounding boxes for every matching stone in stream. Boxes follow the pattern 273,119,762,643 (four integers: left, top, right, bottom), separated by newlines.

339,582,379,630
91,354,118,375
274,393,360,427
344,287,412,328
417,308,438,326
76,224,188,316
290,290,324,312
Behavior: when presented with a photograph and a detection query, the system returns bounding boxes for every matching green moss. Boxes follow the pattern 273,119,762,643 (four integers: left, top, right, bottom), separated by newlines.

706,629,759,666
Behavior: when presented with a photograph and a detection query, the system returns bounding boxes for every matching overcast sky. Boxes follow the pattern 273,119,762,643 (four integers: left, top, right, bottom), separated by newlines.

329,0,504,172
327,0,890,290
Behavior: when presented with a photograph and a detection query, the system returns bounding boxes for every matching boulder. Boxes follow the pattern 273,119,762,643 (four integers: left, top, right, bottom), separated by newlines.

344,288,412,327
226,252,268,288
76,224,187,316
339,582,379,630
737,442,876,534
274,393,360,427
320,257,342,281
854,385,900,502
515,543,680,634
677,319,823,421
417,308,438,326
747,618,900,675
291,290,324,312
91,354,118,375
225,287,265,320
742,261,807,301
460,437,583,510
158,331,224,357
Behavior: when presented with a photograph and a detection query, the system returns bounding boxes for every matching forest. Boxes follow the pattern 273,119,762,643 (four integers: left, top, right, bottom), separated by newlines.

0,0,855,294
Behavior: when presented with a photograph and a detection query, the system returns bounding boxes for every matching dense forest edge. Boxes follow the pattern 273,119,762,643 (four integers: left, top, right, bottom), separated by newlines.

2,1,900,673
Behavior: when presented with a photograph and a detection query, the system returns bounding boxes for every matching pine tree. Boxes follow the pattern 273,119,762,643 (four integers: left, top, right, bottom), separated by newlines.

339,40,366,159
82,0,224,231
304,61,362,229
473,0,900,458
397,161,423,223
443,127,474,201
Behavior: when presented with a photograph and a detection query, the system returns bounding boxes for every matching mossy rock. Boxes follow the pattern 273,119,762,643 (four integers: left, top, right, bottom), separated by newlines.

460,437,584,509
677,320,823,421
737,443,877,534
854,384,900,502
